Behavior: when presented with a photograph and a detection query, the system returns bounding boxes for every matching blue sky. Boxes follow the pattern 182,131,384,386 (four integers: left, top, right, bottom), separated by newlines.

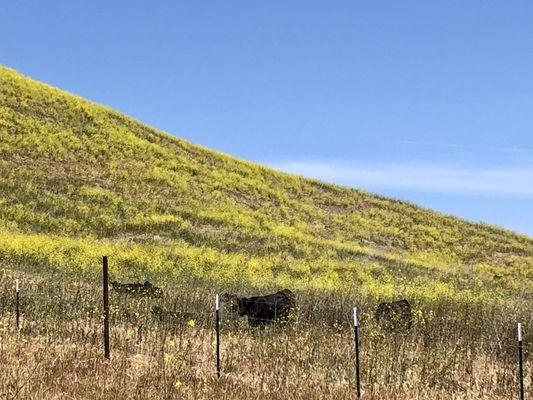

1,1,532,236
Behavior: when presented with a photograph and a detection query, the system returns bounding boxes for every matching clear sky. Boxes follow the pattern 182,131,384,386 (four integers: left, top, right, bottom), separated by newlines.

1,1,532,236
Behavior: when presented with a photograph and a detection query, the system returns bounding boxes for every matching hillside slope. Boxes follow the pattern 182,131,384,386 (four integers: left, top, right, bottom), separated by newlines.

0,66,532,299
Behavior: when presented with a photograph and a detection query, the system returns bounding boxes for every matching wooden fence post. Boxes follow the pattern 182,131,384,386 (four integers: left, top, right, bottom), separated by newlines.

103,256,110,359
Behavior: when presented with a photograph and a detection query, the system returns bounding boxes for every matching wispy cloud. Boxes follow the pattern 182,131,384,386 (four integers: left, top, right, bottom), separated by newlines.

390,139,531,154
270,160,533,196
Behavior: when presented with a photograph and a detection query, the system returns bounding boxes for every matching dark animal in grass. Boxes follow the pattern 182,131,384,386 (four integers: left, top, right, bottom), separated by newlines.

151,306,195,326
375,299,412,331
110,280,163,298
222,289,295,327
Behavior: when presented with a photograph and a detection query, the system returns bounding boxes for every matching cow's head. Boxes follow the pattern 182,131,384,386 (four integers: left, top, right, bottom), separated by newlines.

151,306,163,318
236,298,251,316
220,293,243,314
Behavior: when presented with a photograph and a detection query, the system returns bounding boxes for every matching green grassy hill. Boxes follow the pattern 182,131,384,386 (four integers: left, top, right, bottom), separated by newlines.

1,65,532,301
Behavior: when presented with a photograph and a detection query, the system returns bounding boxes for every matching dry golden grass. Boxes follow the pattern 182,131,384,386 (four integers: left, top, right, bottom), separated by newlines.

0,268,531,399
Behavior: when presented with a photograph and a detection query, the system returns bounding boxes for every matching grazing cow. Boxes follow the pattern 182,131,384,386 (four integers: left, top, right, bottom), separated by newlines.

222,289,295,327
375,299,412,331
151,306,195,326
110,280,163,298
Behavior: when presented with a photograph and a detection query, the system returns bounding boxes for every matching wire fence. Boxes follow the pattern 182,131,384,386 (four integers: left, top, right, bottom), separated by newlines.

1,261,531,399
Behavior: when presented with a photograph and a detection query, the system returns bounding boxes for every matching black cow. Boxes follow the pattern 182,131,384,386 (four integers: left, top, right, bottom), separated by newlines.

110,280,163,298
375,299,412,331
222,289,295,327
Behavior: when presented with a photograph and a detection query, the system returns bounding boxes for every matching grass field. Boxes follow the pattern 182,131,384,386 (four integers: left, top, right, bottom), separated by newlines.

1,268,531,399
0,65,532,398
